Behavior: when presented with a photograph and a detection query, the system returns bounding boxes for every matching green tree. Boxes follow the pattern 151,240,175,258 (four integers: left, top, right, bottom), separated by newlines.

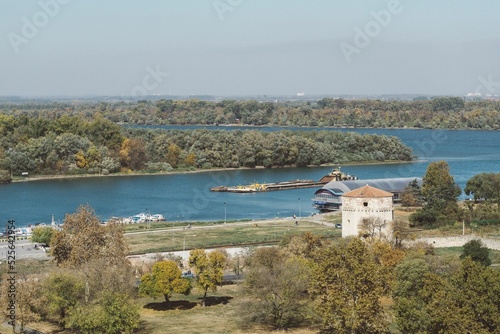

460,239,491,266
465,173,500,210
401,178,422,209
411,161,461,226
189,249,226,307
31,226,54,245
240,247,312,330
139,260,191,305
421,161,461,211
392,255,432,333
43,271,85,322
66,292,139,334
310,238,388,334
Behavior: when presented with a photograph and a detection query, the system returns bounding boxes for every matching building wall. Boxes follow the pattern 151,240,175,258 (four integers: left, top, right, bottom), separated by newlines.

341,196,393,238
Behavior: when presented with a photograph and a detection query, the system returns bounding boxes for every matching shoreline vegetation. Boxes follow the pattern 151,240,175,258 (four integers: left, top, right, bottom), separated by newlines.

11,160,412,183
0,109,415,183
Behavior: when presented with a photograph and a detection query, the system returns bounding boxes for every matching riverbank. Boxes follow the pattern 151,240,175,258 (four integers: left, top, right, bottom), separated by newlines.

10,160,413,184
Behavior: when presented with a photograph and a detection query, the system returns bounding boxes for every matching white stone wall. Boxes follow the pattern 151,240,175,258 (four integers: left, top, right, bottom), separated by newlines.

410,235,500,250
341,196,393,238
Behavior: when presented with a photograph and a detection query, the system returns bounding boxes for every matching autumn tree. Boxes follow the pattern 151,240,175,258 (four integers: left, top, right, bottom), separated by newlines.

391,219,414,249
239,247,312,330
358,217,388,241
139,260,191,306
0,275,44,333
51,205,128,267
119,137,148,171
48,205,138,333
310,238,389,334
165,143,182,168
189,249,226,307
282,232,324,260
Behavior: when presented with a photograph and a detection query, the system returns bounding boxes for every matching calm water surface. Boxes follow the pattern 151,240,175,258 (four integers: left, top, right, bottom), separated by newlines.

1,128,500,227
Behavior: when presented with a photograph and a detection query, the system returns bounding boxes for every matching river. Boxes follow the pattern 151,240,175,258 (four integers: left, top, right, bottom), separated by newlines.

1,128,500,227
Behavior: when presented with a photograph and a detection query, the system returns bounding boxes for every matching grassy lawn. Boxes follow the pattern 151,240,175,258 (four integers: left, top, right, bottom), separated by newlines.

434,247,500,264
136,283,319,334
126,219,340,255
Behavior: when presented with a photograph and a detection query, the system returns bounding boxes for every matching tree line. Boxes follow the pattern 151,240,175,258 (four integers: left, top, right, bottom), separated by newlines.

0,112,414,181
2,97,500,129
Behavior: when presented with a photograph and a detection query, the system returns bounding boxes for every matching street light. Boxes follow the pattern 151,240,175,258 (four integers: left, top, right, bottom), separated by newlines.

172,219,175,249
183,234,196,251
298,198,301,219
224,202,227,224
275,212,279,240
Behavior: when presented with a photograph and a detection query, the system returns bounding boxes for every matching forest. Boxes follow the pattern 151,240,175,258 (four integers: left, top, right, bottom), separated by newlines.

1,96,499,129
0,111,414,180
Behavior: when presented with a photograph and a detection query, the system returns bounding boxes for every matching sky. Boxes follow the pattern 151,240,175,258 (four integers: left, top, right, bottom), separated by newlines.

1,0,500,97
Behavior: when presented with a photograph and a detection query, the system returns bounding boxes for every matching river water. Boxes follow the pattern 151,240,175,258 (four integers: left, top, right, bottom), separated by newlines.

1,127,499,227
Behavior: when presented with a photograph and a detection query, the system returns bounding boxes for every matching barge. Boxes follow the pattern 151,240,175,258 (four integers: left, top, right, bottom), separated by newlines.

210,167,357,193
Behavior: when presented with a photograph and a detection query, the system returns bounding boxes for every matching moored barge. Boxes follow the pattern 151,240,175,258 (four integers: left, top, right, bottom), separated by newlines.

210,167,357,193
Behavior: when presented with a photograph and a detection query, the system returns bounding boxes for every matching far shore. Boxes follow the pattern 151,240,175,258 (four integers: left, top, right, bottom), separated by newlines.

10,160,414,184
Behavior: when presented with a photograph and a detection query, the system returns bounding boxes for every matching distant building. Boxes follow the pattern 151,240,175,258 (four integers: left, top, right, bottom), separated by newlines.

341,185,394,238
312,177,421,212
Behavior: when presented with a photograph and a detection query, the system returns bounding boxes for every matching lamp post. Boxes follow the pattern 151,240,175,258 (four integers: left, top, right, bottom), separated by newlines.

275,212,279,241
184,234,196,251
224,202,227,224
298,198,301,220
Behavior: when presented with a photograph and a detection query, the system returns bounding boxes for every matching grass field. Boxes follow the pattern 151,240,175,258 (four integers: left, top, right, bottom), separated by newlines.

135,282,320,334
125,219,341,254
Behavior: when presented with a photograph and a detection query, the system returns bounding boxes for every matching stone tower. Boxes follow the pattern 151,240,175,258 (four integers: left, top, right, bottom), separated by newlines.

341,185,394,238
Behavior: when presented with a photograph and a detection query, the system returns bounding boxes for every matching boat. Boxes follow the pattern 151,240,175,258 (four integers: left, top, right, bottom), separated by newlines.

110,212,167,224
318,166,357,183
210,167,356,193
226,183,267,193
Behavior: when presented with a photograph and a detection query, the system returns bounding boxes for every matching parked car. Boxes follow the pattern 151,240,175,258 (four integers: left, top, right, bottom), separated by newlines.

181,271,194,279
335,223,342,229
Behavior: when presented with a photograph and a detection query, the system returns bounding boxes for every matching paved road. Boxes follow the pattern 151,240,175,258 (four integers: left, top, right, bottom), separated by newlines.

0,239,50,261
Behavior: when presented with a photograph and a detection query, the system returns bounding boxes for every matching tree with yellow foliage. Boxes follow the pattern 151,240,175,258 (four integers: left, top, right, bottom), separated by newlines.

189,249,226,307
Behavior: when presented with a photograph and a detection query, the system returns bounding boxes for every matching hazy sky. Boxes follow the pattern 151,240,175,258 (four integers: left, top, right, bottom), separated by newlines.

1,0,499,97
